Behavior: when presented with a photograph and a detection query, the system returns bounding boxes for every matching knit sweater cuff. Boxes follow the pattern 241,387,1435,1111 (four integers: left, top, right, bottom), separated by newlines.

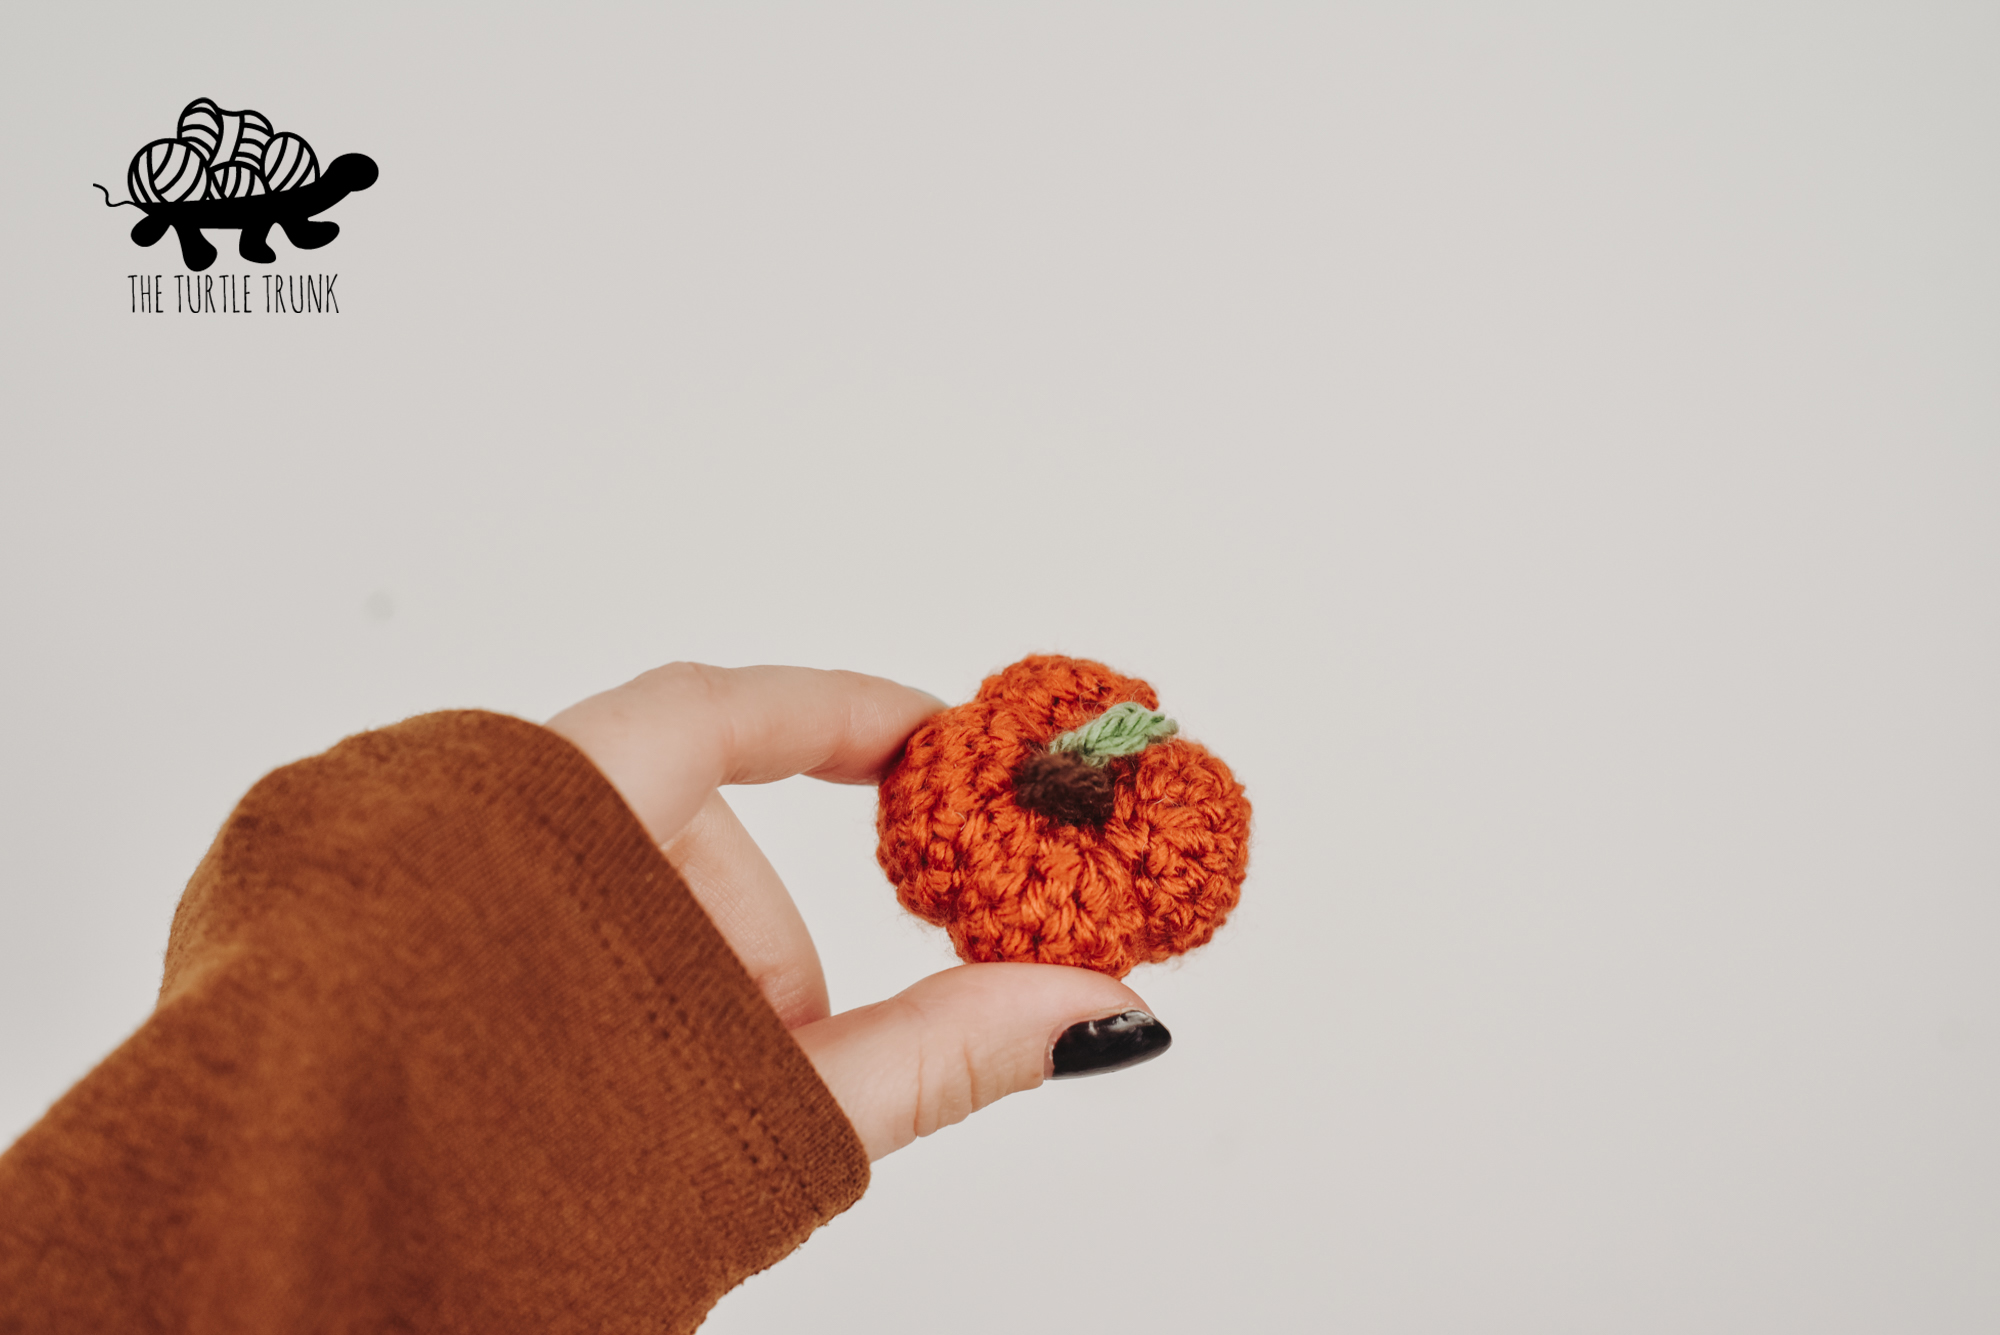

5,709,868,1334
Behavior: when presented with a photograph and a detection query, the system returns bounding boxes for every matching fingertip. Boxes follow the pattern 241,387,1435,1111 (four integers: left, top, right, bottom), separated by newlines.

905,685,949,714
794,963,1158,1160
797,672,949,785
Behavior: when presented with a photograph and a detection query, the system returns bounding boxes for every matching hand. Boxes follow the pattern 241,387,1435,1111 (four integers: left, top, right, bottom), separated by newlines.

546,663,1168,1160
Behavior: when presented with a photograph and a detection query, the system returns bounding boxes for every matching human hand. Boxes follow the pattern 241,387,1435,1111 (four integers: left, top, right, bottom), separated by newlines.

546,663,1170,1160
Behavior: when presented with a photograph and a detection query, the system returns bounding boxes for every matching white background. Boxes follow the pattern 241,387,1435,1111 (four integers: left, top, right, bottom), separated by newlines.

3,4,1996,1330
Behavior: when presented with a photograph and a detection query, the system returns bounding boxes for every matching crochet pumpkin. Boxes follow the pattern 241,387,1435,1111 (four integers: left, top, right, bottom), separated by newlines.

876,655,1251,978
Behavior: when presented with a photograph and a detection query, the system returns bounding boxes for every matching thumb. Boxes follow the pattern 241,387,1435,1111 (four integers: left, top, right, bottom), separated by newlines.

791,963,1172,1161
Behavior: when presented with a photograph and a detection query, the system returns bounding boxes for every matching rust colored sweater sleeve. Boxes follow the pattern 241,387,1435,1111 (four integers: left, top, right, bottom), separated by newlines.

0,711,870,1334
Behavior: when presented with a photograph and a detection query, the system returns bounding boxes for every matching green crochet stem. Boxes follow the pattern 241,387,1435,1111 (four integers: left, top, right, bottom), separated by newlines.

1048,701,1179,766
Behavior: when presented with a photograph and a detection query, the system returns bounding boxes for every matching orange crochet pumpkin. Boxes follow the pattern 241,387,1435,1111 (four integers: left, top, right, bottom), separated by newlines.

876,655,1251,978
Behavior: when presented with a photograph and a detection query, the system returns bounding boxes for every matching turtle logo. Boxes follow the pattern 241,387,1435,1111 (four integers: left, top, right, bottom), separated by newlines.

95,98,377,273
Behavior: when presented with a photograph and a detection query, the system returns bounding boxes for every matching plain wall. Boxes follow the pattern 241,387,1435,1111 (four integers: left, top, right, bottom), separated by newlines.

3,4,1996,1330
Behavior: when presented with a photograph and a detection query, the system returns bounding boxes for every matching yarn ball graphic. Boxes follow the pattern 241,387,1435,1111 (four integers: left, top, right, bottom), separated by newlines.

177,98,272,167
876,655,1251,979
128,139,211,204
261,131,320,192
208,161,269,199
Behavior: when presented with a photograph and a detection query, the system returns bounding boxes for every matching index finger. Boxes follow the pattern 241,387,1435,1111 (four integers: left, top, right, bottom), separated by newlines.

546,663,946,845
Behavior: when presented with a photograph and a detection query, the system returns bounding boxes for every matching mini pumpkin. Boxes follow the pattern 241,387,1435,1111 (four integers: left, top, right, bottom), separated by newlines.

876,654,1251,978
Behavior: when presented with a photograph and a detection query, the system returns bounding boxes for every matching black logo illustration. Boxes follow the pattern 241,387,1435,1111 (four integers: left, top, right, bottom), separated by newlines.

96,98,377,273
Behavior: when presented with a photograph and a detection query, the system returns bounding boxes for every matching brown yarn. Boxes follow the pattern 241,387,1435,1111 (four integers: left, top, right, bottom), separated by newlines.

876,655,1251,978
1011,749,1116,826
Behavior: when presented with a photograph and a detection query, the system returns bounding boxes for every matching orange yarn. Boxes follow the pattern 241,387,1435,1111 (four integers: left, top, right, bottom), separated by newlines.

876,655,1251,978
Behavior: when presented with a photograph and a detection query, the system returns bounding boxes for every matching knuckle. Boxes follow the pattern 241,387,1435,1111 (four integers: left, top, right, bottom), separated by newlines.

889,996,973,1142
900,996,1020,1143
638,660,723,696
636,660,735,757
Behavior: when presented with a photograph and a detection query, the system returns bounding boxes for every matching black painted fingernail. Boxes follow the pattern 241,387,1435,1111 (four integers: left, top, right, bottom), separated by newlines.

1049,1010,1172,1080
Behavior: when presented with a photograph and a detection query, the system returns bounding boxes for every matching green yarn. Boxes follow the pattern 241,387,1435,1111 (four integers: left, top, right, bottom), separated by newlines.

1048,701,1179,765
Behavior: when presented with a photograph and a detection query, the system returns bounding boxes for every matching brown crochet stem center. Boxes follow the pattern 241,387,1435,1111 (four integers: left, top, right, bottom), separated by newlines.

1011,749,1115,826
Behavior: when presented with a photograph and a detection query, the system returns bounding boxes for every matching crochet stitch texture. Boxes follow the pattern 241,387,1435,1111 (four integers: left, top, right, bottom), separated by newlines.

876,655,1251,978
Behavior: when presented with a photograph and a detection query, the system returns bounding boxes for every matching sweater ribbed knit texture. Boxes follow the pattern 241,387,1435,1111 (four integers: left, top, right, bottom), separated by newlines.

0,710,869,1334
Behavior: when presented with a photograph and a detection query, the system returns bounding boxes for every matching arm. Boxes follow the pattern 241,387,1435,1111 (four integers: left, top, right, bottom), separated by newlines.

0,710,862,1334
0,667,1159,1334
